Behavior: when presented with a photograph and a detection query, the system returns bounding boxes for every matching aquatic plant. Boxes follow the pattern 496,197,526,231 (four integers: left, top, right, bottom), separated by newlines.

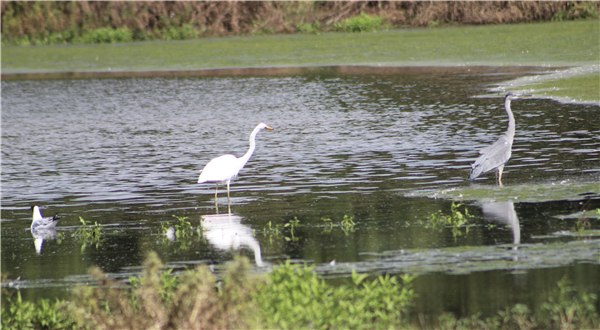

283,217,301,242
262,220,282,245
421,202,474,239
341,214,356,235
73,216,103,252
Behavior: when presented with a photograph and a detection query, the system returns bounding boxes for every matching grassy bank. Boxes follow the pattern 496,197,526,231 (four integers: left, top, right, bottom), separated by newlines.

2,253,598,330
1,1,598,46
2,20,597,74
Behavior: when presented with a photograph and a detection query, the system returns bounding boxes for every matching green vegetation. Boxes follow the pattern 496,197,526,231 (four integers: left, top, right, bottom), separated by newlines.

3,2,597,46
2,20,597,74
258,261,416,329
320,214,356,236
73,217,103,252
333,13,386,33
420,202,474,239
519,73,600,103
436,277,599,330
2,253,598,330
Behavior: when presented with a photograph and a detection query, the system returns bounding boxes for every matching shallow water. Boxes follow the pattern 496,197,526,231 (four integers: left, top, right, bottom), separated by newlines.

2,66,599,319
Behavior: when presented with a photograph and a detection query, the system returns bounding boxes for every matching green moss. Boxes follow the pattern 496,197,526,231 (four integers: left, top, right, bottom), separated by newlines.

522,73,599,102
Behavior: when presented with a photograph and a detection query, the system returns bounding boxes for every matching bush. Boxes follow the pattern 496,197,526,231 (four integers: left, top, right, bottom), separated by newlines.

74,28,133,44
257,260,416,329
1,291,76,330
333,13,384,33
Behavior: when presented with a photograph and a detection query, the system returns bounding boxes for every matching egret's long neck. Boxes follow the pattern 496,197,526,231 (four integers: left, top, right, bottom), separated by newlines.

238,126,260,167
504,97,516,140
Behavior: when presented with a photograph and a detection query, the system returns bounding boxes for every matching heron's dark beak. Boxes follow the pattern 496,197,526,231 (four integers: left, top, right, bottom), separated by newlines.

266,126,274,130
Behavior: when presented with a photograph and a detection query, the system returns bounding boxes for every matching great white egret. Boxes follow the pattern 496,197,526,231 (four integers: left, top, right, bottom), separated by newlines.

30,205,60,231
198,123,273,213
469,92,531,185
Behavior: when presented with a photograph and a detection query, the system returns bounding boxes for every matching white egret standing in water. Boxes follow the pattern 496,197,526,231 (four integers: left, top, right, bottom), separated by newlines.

469,92,531,185
198,123,273,213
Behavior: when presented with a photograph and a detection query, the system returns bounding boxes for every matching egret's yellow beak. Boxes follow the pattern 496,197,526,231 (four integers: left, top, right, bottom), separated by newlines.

266,126,274,130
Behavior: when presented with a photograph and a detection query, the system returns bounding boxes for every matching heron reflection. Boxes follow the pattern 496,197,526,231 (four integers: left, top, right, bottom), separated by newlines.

201,213,264,267
481,201,520,248
32,228,58,254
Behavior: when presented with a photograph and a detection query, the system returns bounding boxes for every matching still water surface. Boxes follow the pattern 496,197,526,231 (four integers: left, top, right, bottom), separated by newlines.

2,66,599,319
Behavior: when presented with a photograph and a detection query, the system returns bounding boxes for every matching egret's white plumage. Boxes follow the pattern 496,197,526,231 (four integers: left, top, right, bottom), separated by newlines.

198,123,273,213
30,205,60,231
469,93,530,185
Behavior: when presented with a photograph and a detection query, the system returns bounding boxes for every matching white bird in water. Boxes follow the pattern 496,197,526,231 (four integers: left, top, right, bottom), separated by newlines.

198,123,273,214
30,205,60,231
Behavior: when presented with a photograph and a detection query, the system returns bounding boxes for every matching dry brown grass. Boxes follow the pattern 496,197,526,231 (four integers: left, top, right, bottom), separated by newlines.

68,252,263,330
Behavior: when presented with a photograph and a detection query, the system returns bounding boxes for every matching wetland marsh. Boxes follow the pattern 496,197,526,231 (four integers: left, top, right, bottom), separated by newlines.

2,66,599,321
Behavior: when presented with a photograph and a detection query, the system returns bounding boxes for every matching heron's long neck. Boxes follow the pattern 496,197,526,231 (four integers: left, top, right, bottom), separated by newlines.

238,127,260,166
504,98,516,140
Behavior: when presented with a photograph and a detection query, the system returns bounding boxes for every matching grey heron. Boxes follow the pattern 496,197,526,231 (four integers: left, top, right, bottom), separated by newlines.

469,92,531,185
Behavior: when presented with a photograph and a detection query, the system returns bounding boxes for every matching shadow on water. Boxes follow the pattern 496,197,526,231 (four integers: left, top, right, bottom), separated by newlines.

2,66,599,319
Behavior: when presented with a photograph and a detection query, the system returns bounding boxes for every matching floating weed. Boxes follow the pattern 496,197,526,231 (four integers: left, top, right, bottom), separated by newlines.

420,202,474,240
73,217,103,252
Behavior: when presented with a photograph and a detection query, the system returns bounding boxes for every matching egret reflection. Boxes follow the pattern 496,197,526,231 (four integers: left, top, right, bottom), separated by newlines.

201,213,264,267
481,202,520,248
32,228,58,254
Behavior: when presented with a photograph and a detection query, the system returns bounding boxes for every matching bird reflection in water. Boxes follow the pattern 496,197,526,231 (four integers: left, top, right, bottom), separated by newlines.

32,228,58,254
481,202,520,250
201,213,264,267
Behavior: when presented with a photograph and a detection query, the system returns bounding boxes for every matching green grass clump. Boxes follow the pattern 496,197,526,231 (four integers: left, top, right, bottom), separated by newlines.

1,291,76,330
73,216,103,252
333,13,385,33
420,202,474,239
258,261,416,329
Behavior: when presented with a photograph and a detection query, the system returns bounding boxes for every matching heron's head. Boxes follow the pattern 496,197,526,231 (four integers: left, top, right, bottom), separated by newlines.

505,92,532,101
30,205,40,211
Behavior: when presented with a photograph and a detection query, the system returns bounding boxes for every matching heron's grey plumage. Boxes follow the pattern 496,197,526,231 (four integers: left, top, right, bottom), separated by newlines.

469,92,530,185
